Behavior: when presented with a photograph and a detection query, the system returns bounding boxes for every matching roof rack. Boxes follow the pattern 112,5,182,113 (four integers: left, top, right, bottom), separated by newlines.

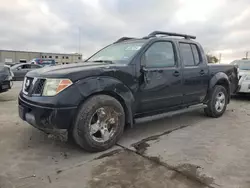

114,37,136,43
145,31,196,40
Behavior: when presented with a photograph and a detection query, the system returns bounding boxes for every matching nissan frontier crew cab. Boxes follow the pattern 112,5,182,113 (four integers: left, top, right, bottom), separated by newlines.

18,31,239,152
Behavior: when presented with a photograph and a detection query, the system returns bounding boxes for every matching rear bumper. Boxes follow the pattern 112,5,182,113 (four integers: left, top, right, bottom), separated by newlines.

0,80,11,92
18,95,77,131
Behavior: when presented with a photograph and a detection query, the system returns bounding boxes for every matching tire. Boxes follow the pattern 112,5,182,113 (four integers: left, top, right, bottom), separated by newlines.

204,85,228,118
72,95,125,152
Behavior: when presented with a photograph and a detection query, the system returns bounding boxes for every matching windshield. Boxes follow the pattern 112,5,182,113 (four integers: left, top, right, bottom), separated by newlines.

87,41,145,63
231,60,250,70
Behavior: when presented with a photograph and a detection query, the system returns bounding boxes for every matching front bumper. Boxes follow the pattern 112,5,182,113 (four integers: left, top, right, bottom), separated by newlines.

18,95,77,132
238,80,250,93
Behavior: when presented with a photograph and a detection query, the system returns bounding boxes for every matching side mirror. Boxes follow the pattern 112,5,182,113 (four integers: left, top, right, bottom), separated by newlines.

17,67,21,70
141,65,148,73
140,55,148,73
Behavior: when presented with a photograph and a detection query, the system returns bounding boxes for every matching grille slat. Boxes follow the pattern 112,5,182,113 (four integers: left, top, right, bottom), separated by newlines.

33,79,46,95
23,77,46,96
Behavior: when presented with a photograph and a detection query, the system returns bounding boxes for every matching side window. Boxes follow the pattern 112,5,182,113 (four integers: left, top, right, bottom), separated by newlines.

17,65,24,70
179,43,195,66
22,64,31,69
144,42,175,68
191,44,201,65
31,65,40,69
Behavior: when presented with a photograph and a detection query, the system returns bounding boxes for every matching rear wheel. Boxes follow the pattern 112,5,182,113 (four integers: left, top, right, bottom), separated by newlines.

73,95,125,152
204,85,228,118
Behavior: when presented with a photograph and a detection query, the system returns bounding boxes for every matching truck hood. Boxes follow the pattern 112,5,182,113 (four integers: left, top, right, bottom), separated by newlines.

26,62,128,81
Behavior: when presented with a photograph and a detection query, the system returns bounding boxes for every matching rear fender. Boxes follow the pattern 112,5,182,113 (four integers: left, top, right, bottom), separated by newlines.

207,72,230,103
76,76,135,127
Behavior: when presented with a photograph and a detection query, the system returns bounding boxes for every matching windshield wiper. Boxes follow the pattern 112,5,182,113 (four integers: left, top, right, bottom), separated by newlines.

91,60,114,64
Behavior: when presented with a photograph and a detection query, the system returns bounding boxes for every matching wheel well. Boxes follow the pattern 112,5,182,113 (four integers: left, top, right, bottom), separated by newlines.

77,91,130,126
216,79,230,102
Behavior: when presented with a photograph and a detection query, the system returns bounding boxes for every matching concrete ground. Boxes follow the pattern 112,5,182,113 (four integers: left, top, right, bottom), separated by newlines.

0,81,249,188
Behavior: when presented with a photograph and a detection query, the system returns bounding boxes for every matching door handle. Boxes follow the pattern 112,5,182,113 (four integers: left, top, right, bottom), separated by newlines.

200,70,205,75
173,71,180,77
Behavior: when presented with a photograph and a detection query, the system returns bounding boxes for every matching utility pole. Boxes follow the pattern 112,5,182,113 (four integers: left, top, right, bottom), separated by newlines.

78,27,81,54
219,53,222,64
246,51,248,59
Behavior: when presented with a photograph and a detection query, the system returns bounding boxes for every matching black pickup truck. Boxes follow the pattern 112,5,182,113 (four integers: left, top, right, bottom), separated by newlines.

18,31,238,152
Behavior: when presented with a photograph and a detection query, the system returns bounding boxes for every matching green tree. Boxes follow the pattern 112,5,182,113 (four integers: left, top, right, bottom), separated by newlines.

206,54,219,63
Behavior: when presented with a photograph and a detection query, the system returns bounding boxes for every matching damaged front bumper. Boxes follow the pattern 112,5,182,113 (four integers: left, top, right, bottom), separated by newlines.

18,95,77,140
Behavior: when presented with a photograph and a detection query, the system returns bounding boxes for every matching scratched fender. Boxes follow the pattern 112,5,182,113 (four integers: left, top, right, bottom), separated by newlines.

75,76,135,126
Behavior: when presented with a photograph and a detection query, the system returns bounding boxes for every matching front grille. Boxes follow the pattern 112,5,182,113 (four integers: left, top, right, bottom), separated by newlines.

33,79,46,95
23,77,46,95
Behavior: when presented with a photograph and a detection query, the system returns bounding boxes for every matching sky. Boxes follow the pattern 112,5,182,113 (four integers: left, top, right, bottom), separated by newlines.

0,0,250,63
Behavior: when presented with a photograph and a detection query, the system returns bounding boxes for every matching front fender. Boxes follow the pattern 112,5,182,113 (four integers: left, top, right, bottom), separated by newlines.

75,76,135,126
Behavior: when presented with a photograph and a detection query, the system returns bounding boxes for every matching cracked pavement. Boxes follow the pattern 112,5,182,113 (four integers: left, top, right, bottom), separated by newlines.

0,82,250,188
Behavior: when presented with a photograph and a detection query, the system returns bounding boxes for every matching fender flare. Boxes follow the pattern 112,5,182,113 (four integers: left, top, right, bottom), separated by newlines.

75,76,135,127
207,72,230,102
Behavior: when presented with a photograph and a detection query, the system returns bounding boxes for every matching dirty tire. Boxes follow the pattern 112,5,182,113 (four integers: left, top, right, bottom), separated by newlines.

73,95,125,152
204,85,228,118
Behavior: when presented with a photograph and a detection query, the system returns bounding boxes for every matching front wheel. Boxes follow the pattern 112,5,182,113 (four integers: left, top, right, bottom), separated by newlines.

72,95,125,152
204,85,228,118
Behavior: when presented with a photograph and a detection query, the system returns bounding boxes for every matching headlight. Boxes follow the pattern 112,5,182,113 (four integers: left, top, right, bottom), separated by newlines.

244,76,250,81
42,79,72,96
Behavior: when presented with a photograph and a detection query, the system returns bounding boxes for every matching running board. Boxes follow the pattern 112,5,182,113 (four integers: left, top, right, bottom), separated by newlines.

135,104,207,124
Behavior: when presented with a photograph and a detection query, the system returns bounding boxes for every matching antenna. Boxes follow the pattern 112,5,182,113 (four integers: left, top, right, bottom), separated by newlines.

78,27,81,54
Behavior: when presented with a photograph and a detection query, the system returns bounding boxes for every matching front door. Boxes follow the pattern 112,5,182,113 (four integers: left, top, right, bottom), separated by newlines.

137,41,183,114
179,43,209,104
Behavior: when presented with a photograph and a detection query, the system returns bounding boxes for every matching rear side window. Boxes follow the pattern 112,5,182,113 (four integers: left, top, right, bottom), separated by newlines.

191,44,201,65
179,43,194,66
31,65,41,69
180,43,201,66
22,64,31,69
144,41,176,68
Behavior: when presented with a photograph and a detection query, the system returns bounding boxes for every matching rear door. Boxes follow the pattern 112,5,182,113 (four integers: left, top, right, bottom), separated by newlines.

137,41,183,113
179,43,209,104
